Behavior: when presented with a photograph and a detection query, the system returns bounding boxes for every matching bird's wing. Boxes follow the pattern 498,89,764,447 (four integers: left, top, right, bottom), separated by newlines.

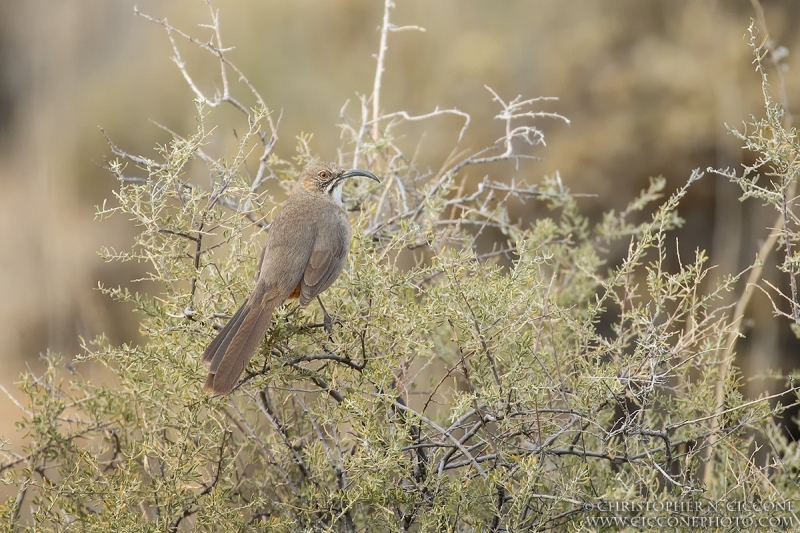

255,197,317,298
299,222,350,306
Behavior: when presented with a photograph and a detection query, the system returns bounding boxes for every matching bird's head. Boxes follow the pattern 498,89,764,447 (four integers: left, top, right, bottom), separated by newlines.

299,162,380,205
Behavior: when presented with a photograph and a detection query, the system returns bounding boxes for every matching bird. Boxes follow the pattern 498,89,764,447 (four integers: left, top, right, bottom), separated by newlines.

202,161,379,395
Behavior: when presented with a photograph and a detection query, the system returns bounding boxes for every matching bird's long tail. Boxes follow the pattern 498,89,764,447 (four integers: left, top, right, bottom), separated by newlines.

202,297,275,395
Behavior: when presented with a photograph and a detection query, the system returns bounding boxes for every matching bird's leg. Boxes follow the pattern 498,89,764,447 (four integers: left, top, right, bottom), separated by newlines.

316,296,334,334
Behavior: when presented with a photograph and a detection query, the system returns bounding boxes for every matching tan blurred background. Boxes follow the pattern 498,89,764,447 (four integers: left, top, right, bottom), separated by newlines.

1,0,799,439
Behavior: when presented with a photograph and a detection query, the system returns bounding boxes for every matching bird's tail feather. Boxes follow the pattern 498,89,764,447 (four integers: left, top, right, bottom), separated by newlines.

204,300,275,395
202,300,250,368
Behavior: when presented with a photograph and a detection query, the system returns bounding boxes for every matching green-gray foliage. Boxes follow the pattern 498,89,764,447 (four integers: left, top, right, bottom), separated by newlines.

2,9,799,533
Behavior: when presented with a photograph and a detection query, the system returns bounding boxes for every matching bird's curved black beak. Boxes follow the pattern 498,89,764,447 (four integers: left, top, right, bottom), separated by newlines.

340,169,380,183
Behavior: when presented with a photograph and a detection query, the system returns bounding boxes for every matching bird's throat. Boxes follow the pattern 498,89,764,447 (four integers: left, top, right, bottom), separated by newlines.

329,179,345,206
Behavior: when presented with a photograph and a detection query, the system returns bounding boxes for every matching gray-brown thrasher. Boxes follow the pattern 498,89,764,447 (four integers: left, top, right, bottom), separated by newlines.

202,161,379,394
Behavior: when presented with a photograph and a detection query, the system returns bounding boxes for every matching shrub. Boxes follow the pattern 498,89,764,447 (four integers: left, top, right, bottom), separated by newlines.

2,4,799,532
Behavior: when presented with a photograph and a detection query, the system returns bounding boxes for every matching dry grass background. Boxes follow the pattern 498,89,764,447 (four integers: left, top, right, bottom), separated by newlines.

0,0,799,448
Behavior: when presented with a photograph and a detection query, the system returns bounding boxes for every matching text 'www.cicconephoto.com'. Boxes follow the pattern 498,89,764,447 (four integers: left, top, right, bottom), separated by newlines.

584,500,796,530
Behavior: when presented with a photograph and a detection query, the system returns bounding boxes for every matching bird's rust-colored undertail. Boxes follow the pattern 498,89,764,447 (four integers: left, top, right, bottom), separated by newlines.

287,282,302,300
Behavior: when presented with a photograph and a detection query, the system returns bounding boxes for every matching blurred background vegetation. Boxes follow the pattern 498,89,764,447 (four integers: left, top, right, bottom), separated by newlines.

0,0,799,449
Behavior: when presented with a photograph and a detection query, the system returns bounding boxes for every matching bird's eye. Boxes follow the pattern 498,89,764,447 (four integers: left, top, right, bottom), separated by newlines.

318,171,327,179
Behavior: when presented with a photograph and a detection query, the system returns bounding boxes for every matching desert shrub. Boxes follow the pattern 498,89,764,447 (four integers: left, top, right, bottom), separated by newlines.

2,4,799,532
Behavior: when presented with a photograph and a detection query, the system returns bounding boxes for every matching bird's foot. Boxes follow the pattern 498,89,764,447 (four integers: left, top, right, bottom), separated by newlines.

322,311,334,335
316,296,335,335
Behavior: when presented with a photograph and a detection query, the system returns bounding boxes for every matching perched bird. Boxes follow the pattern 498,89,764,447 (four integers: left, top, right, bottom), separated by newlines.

202,161,379,394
